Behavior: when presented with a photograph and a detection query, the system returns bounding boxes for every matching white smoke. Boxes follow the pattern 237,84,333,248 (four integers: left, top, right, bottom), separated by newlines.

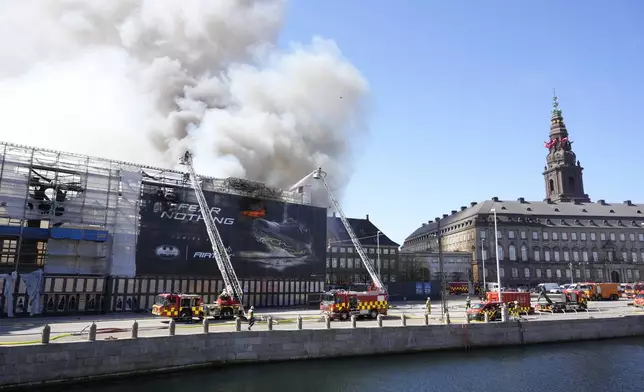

0,0,368,192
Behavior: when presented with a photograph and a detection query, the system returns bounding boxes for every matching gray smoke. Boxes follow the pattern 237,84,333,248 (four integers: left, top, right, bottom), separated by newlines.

0,0,368,193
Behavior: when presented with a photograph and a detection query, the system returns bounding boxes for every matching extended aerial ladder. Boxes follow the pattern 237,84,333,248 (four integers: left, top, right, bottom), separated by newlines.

179,152,246,317
303,167,385,292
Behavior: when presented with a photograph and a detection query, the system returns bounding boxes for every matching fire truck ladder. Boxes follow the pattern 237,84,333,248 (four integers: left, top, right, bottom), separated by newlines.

180,152,246,317
312,167,386,292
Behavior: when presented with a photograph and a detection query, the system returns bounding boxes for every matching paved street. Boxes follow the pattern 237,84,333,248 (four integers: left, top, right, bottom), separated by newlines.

0,298,641,345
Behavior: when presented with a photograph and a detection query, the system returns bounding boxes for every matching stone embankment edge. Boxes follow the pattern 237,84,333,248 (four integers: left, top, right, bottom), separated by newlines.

1,315,643,390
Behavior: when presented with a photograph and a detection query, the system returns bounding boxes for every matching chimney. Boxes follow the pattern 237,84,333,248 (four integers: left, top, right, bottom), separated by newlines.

442,214,448,219
460,206,467,211
517,197,525,203
366,214,369,221
434,217,440,223
598,199,606,205
491,196,499,202
422,223,427,227
470,202,477,207
451,210,457,215
624,200,633,206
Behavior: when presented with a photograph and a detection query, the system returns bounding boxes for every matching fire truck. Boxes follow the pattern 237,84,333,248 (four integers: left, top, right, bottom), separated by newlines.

448,281,483,295
152,292,204,322
534,289,587,312
625,282,644,299
153,152,246,321
293,167,389,321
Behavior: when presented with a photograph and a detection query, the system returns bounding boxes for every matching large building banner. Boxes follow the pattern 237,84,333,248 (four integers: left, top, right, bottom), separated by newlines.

136,185,327,278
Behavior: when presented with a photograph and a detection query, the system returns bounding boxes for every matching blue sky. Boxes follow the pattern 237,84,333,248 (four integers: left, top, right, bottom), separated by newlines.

279,0,644,245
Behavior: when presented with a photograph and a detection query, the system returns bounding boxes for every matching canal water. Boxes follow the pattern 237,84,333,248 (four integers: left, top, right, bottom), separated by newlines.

54,338,644,392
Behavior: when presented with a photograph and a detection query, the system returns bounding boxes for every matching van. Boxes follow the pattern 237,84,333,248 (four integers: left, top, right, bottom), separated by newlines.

536,283,560,293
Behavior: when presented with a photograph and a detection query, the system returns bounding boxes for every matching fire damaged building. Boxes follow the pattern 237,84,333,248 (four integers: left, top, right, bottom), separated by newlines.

402,94,644,287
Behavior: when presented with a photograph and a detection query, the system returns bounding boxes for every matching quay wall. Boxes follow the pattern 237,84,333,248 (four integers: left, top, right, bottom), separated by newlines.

2,315,644,389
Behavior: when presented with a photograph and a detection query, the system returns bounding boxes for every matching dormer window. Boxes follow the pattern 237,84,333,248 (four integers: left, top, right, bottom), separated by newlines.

581,209,587,212
617,220,623,226
546,219,553,225
589,219,594,225
632,220,638,226
526,207,532,211
609,209,615,213
638,210,642,214
574,219,581,225
501,206,507,210
554,208,560,212
603,220,609,225
560,219,566,225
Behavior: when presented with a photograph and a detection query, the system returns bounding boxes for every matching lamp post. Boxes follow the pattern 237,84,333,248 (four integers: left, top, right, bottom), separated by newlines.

490,208,502,303
377,230,381,279
568,262,574,285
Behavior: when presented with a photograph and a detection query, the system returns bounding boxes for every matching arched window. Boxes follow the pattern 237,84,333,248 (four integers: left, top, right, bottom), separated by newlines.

481,247,488,261
498,246,504,260
521,245,528,261
549,179,555,193
524,268,531,278
509,245,517,261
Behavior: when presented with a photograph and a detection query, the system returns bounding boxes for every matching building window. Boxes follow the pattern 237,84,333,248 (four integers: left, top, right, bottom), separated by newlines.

630,233,636,242
326,258,330,268
332,258,338,268
355,259,362,269
639,234,644,242
533,249,541,261
340,247,346,253
481,248,488,261
608,252,614,262
597,269,603,279
636,270,641,280
627,269,633,279
563,250,570,262
552,232,559,241
509,245,517,261
562,232,568,241
582,249,589,262
575,269,581,278
512,268,518,278
532,231,539,240
543,232,549,240
508,231,515,239
369,248,375,254
592,250,599,262
499,268,505,278
546,269,552,278
524,268,530,278
383,248,389,254
536,269,542,278
520,231,526,239
498,246,504,260
390,259,396,269
633,251,638,263
544,249,551,262
588,233,594,241
347,258,354,268
565,269,571,278
571,232,578,241
497,230,503,239
600,233,606,241
554,249,561,262
622,251,628,262
332,247,338,252
620,233,626,242
340,258,346,268
480,230,487,239
521,245,528,261
556,269,562,278
585,269,591,278
573,249,580,262
390,275,396,282
348,248,353,253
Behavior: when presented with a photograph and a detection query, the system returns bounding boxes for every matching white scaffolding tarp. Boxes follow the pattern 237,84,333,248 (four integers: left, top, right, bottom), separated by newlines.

109,170,141,277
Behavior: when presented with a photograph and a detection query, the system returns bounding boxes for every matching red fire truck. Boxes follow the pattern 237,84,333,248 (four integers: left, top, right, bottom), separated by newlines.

320,289,388,321
310,167,389,322
152,292,204,322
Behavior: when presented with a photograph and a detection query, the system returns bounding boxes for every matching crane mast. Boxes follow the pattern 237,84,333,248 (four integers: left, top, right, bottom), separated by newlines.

313,167,385,292
180,152,245,316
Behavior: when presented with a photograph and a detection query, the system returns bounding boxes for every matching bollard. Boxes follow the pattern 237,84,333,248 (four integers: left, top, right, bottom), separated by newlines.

202,318,210,334
484,312,490,323
400,313,407,326
351,314,357,328
235,317,242,332
445,312,451,325
296,315,303,330
88,322,97,341
324,315,331,329
169,319,176,336
41,324,51,344
424,313,429,326
131,320,139,339
377,314,383,327
501,305,508,323
268,316,273,331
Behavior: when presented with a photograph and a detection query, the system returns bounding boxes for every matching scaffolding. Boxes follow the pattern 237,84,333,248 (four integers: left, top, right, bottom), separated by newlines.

0,142,310,277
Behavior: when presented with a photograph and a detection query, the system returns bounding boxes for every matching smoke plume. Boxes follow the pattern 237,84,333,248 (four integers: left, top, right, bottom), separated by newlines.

0,0,368,192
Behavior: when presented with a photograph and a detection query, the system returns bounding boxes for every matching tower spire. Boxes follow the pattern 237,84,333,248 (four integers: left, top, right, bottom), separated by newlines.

542,91,590,203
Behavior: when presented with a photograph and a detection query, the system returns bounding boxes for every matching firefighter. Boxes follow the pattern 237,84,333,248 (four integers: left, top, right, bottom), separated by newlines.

247,306,256,330
425,297,431,315
465,296,471,309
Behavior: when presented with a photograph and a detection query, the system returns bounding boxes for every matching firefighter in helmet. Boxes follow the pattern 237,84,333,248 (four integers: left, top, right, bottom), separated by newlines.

247,306,256,330
465,295,471,309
